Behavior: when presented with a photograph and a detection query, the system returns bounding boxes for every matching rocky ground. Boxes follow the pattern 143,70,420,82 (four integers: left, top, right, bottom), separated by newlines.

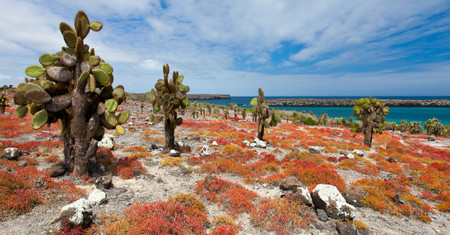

0,99,449,235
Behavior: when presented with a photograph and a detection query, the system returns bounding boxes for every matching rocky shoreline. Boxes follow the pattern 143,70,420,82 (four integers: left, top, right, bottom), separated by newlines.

187,94,231,100
267,98,450,107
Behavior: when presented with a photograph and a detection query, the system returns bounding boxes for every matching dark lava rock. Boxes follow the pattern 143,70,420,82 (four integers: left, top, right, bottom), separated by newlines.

280,176,303,191
342,186,368,208
46,163,66,177
336,222,357,235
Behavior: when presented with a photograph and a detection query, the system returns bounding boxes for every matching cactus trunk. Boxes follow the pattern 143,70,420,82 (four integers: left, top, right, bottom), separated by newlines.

0,105,5,114
164,118,175,151
363,124,373,147
257,118,265,140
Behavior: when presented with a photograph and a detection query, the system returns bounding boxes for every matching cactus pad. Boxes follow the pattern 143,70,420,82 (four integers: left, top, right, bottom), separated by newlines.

25,65,46,77
47,66,74,82
31,109,49,130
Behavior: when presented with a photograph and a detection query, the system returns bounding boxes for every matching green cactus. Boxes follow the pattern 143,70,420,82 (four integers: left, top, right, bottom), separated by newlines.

250,88,281,140
399,120,410,132
14,11,128,176
424,118,447,137
351,97,389,147
409,121,423,134
0,93,9,114
318,113,329,126
241,106,247,121
384,122,398,131
145,64,189,151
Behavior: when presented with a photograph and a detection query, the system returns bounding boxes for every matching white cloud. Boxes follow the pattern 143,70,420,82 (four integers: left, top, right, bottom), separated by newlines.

0,74,11,80
139,59,162,71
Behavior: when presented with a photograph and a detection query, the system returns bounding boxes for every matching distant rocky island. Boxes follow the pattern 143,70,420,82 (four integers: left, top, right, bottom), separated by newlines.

187,94,231,100
266,98,450,107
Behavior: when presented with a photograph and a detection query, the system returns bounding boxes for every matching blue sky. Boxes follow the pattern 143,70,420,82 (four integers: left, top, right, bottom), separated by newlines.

0,0,449,96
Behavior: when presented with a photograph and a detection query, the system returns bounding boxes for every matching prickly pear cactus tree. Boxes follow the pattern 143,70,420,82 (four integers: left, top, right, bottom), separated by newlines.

14,11,129,176
424,118,447,137
351,97,389,147
0,93,9,114
399,120,410,132
409,121,423,134
250,88,281,141
145,64,190,151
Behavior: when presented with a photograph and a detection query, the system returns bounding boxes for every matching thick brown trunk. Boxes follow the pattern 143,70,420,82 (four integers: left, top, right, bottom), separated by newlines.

0,105,5,114
63,133,75,171
363,126,373,147
164,119,175,151
258,118,265,141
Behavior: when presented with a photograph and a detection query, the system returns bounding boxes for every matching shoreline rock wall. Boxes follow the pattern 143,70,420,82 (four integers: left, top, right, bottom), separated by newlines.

266,98,450,107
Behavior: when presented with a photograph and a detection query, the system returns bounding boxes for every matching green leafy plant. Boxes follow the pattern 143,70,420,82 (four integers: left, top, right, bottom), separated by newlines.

14,11,128,176
250,88,281,140
351,97,389,147
0,94,9,114
145,64,190,151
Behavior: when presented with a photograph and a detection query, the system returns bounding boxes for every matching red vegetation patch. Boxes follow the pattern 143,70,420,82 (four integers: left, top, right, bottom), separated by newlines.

195,175,259,217
250,197,312,234
113,157,147,179
0,166,83,217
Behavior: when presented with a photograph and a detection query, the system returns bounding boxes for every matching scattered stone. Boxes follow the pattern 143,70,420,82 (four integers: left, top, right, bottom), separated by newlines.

402,135,408,140
352,150,364,157
250,143,257,147
170,149,181,157
157,177,164,183
98,134,114,149
316,209,328,222
60,198,93,229
386,157,397,163
427,136,435,141
95,175,113,189
309,146,321,154
336,222,357,235
150,144,159,150
342,186,368,208
1,147,21,160
390,194,407,205
312,221,326,230
45,163,66,177
290,187,313,206
311,184,357,220
199,145,211,156
254,138,267,148
280,176,303,191
88,189,107,205
212,141,218,146
242,140,251,146
346,153,355,159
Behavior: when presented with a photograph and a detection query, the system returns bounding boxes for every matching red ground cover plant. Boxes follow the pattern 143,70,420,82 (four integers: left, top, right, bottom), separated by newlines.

0,166,83,217
96,147,116,172
352,177,435,222
195,175,259,217
250,197,312,235
91,201,209,234
113,157,147,179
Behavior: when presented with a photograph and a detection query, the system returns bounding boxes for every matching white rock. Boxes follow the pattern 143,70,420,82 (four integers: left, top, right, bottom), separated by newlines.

88,189,107,205
212,141,218,146
250,143,257,147
309,146,321,154
254,138,267,148
352,150,364,157
61,198,93,227
98,136,114,149
311,184,356,220
346,153,355,159
170,149,181,157
242,140,251,146
297,186,313,206
199,145,211,156
1,147,21,160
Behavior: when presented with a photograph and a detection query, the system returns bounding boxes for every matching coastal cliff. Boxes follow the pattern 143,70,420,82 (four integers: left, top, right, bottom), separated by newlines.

266,98,450,107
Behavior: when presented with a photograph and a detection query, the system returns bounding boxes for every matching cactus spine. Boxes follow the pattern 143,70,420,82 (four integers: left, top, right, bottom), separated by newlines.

0,93,9,114
15,11,128,176
351,97,389,147
250,88,281,140
145,64,190,151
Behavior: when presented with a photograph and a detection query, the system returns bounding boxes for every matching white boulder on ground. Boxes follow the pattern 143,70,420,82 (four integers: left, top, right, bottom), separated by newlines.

60,198,93,228
97,134,114,149
352,149,364,157
199,145,211,156
88,189,107,205
311,184,356,220
170,149,181,157
254,138,267,148
1,147,21,160
309,146,321,154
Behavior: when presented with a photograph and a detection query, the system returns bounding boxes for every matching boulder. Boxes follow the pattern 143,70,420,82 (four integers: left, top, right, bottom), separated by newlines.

336,222,357,235
45,163,66,177
427,136,435,141
98,134,114,149
280,176,303,191
88,189,107,205
1,147,21,160
311,184,356,220
352,150,364,157
242,140,251,146
170,149,181,157
199,145,211,156
316,209,328,222
346,153,355,159
342,186,368,208
309,146,321,154
290,187,313,206
254,138,267,148
60,198,93,229
95,175,113,189
212,141,218,146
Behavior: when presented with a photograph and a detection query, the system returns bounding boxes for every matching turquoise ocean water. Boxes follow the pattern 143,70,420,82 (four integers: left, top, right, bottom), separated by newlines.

193,96,450,125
